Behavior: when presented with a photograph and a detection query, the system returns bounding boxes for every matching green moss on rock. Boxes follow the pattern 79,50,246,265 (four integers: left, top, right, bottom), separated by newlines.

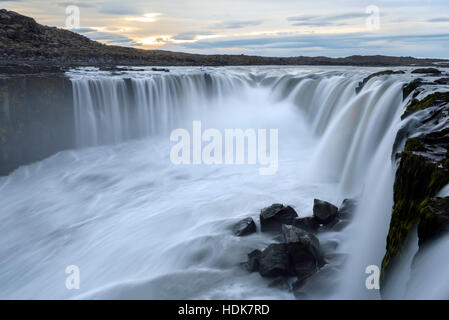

381,133,449,286
418,197,449,247
403,137,426,153
402,92,449,119
402,78,423,101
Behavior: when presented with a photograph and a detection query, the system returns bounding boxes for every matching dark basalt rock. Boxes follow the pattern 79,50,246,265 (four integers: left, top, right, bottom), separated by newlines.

99,66,146,72
0,63,64,74
151,67,170,72
402,91,449,119
402,78,423,100
282,225,325,278
411,68,442,74
292,217,320,233
282,223,310,243
245,249,262,272
338,198,357,220
328,198,358,231
313,199,338,224
289,199,356,233
434,78,449,85
260,204,298,232
249,224,325,281
381,113,449,288
418,197,449,247
232,217,256,236
258,243,292,277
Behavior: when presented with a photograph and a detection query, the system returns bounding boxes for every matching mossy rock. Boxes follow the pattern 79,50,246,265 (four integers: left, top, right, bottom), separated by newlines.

418,197,449,247
402,91,449,119
403,136,426,153
402,78,423,101
381,132,449,286
411,68,442,74
434,78,449,85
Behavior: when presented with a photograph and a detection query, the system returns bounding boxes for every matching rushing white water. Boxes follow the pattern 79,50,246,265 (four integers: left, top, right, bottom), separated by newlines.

71,70,251,147
0,66,446,299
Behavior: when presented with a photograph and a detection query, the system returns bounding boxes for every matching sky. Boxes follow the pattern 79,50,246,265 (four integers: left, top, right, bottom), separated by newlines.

1,0,449,58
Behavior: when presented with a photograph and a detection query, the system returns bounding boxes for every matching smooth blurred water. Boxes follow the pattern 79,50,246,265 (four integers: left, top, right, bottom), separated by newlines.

0,66,444,299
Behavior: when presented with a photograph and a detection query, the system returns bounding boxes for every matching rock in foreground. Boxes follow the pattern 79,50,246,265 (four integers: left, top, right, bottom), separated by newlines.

260,204,298,232
313,199,338,224
247,224,325,284
292,217,320,233
232,217,257,236
258,243,292,277
245,249,262,272
282,225,325,279
292,199,356,233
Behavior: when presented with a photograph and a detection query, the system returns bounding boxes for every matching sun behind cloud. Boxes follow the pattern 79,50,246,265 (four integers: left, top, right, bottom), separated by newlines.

139,35,172,47
125,13,161,23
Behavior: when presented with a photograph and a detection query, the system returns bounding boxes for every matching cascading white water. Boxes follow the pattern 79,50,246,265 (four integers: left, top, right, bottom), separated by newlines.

0,66,445,299
267,72,408,299
71,70,251,147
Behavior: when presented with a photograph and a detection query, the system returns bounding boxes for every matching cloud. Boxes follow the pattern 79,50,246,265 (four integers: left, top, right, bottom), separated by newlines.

175,32,449,55
57,1,96,8
171,31,214,40
124,13,160,22
73,27,97,33
213,20,262,29
427,17,449,23
74,28,141,47
4,0,449,58
97,2,141,15
287,12,368,27
171,34,445,57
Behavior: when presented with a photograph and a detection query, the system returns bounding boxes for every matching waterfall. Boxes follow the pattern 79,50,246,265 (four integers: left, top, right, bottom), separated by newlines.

2,66,434,299
71,71,250,147
265,71,408,298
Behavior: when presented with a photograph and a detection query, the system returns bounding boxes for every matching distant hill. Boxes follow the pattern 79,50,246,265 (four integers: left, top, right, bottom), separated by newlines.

0,9,448,70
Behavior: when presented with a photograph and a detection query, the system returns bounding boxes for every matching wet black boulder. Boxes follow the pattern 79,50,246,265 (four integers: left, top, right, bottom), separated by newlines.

292,217,320,233
338,198,357,220
328,198,357,231
313,199,338,224
254,225,326,279
260,204,298,232
282,225,325,278
258,244,292,277
245,249,262,272
232,217,256,236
